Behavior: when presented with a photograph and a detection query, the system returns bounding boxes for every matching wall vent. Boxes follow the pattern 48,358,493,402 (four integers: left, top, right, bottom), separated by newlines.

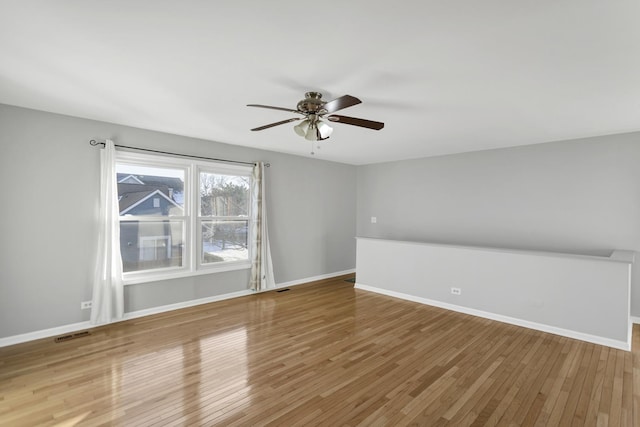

54,331,90,343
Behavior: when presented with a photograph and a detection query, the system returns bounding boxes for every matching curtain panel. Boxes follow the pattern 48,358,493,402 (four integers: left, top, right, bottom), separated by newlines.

90,140,124,324
249,162,275,291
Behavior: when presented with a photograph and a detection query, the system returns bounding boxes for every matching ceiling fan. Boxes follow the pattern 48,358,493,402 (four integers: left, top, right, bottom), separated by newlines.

247,92,384,142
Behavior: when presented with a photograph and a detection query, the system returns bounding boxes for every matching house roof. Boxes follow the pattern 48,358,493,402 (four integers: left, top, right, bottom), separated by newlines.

119,188,183,215
118,183,183,215
116,174,183,192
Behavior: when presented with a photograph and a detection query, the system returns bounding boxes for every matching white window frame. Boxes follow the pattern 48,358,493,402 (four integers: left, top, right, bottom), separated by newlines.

116,151,252,285
196,164,252,272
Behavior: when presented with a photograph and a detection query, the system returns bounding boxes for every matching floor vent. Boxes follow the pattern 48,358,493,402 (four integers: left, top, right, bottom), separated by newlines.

276,288,291,293
54,331,90,343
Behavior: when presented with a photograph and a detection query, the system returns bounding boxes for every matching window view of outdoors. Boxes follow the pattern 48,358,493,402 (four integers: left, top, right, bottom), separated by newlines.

116,165,185,273
200,172,250,264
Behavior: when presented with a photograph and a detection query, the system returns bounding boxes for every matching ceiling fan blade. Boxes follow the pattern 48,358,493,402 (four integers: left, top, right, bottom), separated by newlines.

251,117,301,131
322,95,361,113
326,115,384,130
247,104,302,114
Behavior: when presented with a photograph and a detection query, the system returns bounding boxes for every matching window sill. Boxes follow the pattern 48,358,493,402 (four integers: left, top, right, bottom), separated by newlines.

123,262,251,285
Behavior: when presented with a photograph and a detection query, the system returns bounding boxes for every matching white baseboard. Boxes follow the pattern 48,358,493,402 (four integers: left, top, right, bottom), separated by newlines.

274,269,355,289
0,269,356,348
631,316,640,325
355,283,630,351
0,321,93,348
122,289,253,321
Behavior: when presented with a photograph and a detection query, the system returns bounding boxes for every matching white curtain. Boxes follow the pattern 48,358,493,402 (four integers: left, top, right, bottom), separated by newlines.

249,162,276,291
90,140,124,324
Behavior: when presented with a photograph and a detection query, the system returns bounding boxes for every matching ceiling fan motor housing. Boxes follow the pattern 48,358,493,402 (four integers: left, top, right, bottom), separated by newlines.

297,92,325,114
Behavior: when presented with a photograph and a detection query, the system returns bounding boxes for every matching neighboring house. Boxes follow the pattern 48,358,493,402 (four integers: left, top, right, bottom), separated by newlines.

118,184,183,216
117,174,184,272
117,173,184,205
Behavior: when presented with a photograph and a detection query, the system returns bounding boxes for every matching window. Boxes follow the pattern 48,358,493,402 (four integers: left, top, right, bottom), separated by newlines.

199,171,250,265
116,151,252,284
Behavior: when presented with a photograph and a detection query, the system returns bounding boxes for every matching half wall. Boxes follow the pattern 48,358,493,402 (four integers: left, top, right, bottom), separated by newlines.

355,237,633,350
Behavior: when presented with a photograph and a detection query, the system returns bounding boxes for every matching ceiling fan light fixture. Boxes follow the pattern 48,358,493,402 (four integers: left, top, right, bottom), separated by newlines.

305,123,318,141
317,120,333,139
294,119,310,136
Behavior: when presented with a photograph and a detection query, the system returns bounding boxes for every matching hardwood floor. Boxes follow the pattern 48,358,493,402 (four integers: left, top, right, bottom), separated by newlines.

1,275,638,426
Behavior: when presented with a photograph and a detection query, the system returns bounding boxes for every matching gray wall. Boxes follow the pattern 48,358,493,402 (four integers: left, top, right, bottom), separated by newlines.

0,104,357,338
3,101,638,339
357,132,640,315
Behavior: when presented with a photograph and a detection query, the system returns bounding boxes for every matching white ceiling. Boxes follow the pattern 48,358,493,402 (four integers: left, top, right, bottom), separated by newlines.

1,1,639,165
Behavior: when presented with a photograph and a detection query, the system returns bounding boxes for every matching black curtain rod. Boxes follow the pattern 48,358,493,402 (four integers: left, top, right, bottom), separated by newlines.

89,140,269,167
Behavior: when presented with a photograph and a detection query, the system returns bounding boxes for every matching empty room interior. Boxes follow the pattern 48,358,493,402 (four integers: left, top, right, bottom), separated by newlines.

1,1,640,425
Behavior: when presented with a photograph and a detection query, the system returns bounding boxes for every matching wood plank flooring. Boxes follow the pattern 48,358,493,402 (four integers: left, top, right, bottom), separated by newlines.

1,275,638,426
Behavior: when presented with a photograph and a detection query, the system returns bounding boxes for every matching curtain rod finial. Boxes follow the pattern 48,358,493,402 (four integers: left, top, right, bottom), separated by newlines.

89,139,105,147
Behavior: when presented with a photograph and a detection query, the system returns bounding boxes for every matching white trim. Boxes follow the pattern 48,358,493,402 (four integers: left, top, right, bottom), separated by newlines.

117,174,145,184
271,269,356,290
0,321,92,348
0,290,253,348
122,289,253,321
355,237,635,264
0,269,355,348
196,165,253,273
197,161,253,175
123,261,251,285
354,283,630,351
631,316,640,325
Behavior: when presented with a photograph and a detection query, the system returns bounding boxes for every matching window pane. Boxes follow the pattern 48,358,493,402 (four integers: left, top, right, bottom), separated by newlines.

116,164,185,217
201,220,249,264
120,221,184,272
200,172,249,217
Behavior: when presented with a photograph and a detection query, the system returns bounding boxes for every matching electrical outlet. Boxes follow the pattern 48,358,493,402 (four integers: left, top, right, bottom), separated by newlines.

80,301,92,310
371,216,377,223
451,287,461,295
